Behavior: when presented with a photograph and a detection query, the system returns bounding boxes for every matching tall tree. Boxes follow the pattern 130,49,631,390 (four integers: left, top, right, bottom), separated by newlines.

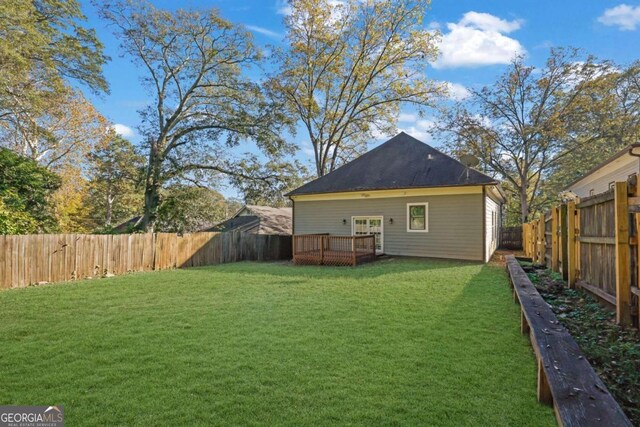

438,49,617,224
270,0,442,177
99,0,293,232
544,61,640,196
156,185,228,233
1,88,108,169
230,159,308,207
0,147,60,233
0,0,108,125
87,133,144,228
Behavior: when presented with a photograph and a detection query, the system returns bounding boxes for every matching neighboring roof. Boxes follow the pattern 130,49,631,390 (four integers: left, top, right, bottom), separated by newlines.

563,143,640,191
112,216,142,233
205,205,292,235
287,132,498,196
207,215,260,233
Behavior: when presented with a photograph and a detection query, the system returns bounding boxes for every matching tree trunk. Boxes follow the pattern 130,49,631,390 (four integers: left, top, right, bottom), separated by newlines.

520,186,529,224
141,144,163,232
105,191,113,227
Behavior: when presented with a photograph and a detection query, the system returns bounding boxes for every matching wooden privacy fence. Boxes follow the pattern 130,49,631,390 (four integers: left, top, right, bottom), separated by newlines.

500,226,523,249
506,255,632,426
523,178,640,327
0,231,292,289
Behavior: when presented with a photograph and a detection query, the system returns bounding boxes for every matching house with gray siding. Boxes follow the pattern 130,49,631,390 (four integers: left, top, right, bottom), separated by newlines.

287,133,505,262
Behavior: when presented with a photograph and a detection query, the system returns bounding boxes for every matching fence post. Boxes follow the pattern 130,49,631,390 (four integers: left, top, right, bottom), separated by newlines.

538,217,546,265
551,207,559,272
567,201,578,288
560,204,569,281
615,181,632,326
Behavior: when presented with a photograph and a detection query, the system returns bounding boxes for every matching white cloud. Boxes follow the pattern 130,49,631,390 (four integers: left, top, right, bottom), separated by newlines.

300,141,316,158
598,4,640,31
459,11,523,33
398,118,436,143
245,25,283,39
276,0,292,16
398,112,418,122
112,124,135,138
444,82,472,100
432,12,526,69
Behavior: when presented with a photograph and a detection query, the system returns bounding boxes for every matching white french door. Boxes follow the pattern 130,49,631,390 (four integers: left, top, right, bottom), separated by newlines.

352,216,383,253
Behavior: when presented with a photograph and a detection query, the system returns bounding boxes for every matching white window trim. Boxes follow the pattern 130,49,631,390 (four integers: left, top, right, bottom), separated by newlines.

406,203,429,233
351,216,384,253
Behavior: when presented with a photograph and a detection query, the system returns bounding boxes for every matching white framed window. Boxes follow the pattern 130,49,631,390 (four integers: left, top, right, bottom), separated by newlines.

407,203,428,232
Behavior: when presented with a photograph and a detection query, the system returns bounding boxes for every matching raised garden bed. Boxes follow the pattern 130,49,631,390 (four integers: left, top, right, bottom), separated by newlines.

521,261,640,425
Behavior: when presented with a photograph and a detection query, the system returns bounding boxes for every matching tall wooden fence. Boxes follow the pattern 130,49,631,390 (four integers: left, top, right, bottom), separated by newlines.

0,231,292,289
523,179,640,328
499,226,523,249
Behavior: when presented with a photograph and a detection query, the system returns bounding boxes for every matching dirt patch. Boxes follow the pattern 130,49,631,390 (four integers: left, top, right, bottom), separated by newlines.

522,264,640,424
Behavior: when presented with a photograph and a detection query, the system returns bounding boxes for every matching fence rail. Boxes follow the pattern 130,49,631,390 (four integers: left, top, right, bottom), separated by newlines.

506,255,632,426
0,231,292,289
522,178,639,328
292,234,376,266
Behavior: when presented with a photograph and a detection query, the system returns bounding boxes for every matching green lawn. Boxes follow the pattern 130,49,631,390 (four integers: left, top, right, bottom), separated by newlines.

0,258,555,426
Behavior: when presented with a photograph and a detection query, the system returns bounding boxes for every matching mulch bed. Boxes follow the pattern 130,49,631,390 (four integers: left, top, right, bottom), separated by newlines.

521,263,640,425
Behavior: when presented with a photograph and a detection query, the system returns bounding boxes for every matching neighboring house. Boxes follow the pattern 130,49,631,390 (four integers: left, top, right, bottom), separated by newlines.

112,216,142,233
564,143,640,198
204,205,292,235
287,132,505,262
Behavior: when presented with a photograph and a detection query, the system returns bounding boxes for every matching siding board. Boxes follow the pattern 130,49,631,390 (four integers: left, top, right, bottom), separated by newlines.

569,156,639,198
294,194,484,260
485,195,500,262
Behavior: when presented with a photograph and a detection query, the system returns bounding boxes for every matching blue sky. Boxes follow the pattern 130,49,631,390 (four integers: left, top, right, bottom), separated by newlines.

81,0,640,196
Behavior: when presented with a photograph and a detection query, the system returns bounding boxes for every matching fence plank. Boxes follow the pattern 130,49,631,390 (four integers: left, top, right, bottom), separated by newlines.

0,232,292,289
551,207,559,272
567,201,578,288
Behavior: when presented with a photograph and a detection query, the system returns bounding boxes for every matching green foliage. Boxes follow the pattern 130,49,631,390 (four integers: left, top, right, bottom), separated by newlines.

87,133,144,228
0,0,108,131
0,260,555,425
0,148,60,233
156,185,228,233
229,157,309,207
543,61,640,199
529,267,640,424
440,49,638,224
0,198,38,234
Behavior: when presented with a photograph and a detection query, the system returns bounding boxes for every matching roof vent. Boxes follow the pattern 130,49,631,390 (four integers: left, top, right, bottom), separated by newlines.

427,154,434,160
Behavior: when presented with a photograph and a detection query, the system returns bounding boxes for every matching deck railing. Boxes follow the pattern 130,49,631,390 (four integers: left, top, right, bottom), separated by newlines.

292,234,376,266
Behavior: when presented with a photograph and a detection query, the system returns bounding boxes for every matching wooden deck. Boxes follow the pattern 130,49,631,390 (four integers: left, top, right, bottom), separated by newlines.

293,234,376,266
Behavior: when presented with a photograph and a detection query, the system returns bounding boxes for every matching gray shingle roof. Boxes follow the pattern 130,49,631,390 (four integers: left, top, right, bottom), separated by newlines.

288,132,497,196
204,205,292,235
